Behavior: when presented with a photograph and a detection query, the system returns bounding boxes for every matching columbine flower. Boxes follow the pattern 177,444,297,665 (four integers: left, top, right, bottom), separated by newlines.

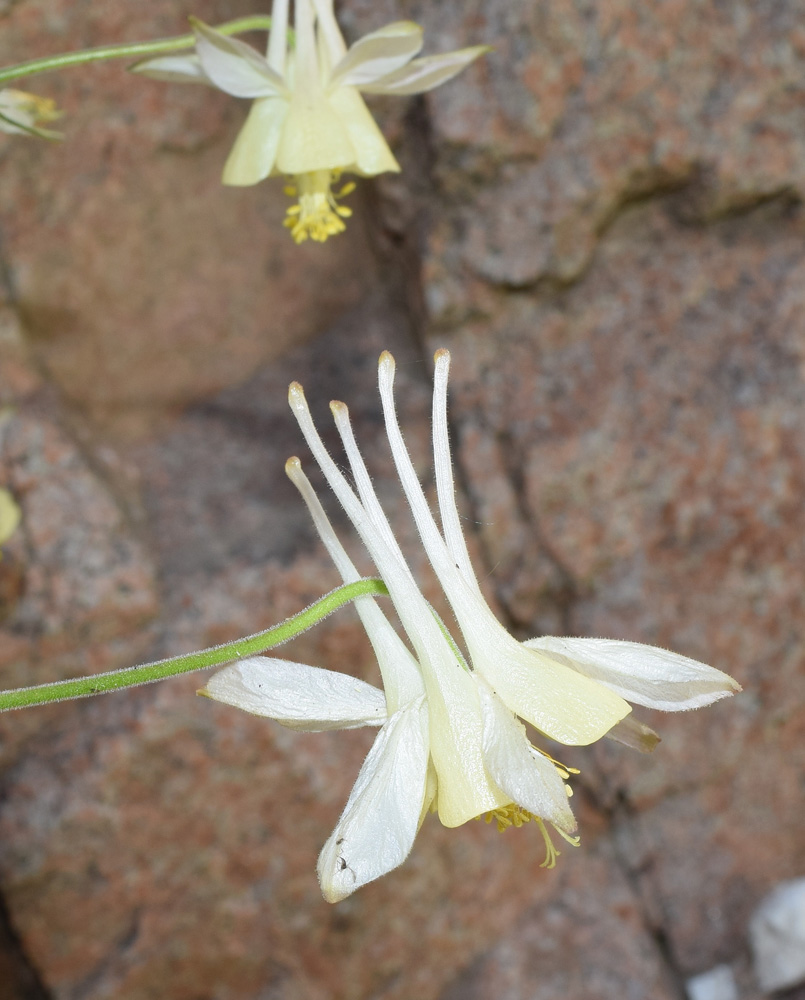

203,351,740,902
0,488,21,558
134,0,488,242
0,89,62,139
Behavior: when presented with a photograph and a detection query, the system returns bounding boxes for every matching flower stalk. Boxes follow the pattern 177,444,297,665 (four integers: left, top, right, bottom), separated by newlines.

0,578,387,712
0,16,275,86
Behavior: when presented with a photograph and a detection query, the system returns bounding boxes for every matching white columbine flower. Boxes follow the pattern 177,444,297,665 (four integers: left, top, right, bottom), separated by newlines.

0,89,61,139
203,351,740,902
134,0,488,242
0,488,21,556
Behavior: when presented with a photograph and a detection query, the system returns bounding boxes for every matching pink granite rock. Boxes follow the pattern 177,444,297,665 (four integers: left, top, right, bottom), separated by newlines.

0,0,803,997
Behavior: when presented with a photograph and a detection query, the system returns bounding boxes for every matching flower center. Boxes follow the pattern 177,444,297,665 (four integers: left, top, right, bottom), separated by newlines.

283,170,356,244
479,805,580,869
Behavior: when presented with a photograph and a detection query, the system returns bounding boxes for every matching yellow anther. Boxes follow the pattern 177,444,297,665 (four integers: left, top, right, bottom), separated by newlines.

481,803,533,833
478,803,579,869
533,745,581,780
282,169,356,244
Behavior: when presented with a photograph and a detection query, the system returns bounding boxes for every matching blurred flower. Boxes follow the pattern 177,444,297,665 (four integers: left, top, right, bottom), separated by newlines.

203,351,740,902
0,488,21,558
0,89,62,139
134,0,489,242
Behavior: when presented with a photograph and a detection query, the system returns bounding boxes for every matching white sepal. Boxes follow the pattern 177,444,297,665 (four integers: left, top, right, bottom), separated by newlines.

362,46,490,96
477,678,576,834
192,20,288,98
330,21,424,89
131,53,212,85
317,697,429,902
202,657,387,731
525,637,742,712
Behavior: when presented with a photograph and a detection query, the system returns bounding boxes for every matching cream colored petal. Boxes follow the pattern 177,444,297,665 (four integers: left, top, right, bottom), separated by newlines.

275,92,357,174
325,398,501,825
130,53,212,84
0,489,21,543
317,698,429,902
470,638,631,746
0,89,62,138
327,87,400,176
418,757,438,829
376,352,630,746
361,45,491,96
222,96,288,185
525,636,742,712
422,651,508,828
330,22,423,88
202,657,387,731
192,18,287,98
477,679,576,834
289,382,503,828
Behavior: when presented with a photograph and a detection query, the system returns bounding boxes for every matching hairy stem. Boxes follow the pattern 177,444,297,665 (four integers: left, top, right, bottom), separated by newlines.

0,578,388,711
0,15,273,85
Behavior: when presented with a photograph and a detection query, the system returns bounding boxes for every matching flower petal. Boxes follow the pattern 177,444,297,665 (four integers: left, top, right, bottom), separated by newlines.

361,45,491,96
477,679,576,834
327,86,400,176
377,351,631,746
130,53,212,85
329,21,423,88
525,636,742,711
0,89,62,138
0,488,21,544
325,397,503,825
191,18,287,98
202,657,387,731
317,698,429,902
275,92,357,174
291,384,503,826
222,96,288,185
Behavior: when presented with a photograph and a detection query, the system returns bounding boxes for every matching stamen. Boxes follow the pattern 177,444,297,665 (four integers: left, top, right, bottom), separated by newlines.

283,169,356,244
478,805,579,869
532,745,581,780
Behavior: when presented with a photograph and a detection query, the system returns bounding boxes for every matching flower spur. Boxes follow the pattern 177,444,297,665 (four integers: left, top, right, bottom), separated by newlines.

203,351,740,901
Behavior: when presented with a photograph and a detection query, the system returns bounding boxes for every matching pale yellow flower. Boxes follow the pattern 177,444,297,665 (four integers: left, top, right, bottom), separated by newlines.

134,1,489,242
0,488,21,558
0,89,61,139
203,351,740,902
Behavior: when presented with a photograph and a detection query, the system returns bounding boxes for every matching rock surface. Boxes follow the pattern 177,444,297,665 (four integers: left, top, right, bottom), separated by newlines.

0,1,804,999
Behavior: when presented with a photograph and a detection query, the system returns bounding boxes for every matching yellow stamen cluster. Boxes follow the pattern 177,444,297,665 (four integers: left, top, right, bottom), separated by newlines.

484,803,535,832
3,90,61,126
283,169,356,244
479,803,581,869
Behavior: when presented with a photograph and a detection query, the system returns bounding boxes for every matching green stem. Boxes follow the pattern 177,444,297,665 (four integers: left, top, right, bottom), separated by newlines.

0,15,273,86
0,578,388,712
